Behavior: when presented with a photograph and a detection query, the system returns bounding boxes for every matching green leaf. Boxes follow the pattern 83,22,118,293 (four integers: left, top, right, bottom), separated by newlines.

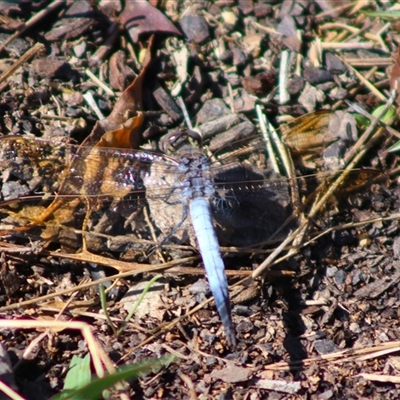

353,113,370,127
62,354,91,395
387,140,400,152
51,354,176,400
372,105,396,125
362,10,400,21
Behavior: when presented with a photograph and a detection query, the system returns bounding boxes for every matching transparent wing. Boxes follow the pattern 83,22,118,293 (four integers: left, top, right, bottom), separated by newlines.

0,137,182,252
0,136,181,201
0,135,373,249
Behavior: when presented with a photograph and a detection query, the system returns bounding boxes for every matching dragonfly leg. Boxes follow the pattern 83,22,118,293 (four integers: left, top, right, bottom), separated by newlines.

148,201,189,253
80,196,93,252
163,186,183,207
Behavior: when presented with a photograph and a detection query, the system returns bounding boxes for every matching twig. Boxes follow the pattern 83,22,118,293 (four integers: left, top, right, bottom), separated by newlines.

339,57,387,102
320,42,375,50
0,381,24,400
0,0,64,54
332,66,378,110
345,90,396,161
279,50,290,104
85,69,115,97
315,2,358,21
265,340,400,371
0,319,106,378
83,92,105,120
256,105,280,174
0,42,45,87
342,57,392,67
177,95,193,130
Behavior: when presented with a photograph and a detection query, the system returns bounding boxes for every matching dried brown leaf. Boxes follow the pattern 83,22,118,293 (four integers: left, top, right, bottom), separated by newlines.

109,50,135,91
82,35,154,148
119,0,181,43
96,113,144,149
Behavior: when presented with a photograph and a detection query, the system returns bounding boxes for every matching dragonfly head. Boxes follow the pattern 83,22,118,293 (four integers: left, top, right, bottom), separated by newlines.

160,129,203,154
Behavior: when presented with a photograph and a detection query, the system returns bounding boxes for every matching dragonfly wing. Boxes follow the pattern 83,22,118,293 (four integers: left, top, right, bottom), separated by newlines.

189,197,236,346
212,161,294,246
0,137,181,251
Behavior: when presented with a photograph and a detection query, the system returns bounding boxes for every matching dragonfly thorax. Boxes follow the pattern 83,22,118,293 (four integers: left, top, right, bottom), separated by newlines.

175,151,215,200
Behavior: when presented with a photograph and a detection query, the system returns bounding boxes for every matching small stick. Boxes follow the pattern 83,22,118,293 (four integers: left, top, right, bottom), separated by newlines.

332,66,378,110
256,105,280,174
339,56,387,102
143,206,166,263
342,57,392,67
85,68,115,97
0,256,199,313
176,96,193,130
0,0,64,54
320,42,375,50
315,2,356,21
83,92,105,120
279,50,290,104
0,42,44,86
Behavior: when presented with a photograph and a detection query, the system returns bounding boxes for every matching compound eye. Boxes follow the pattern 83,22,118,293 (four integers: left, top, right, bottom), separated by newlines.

160,129,203,154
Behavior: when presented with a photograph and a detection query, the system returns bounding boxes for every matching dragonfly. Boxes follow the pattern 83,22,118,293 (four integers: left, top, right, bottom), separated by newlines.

0,129,297,347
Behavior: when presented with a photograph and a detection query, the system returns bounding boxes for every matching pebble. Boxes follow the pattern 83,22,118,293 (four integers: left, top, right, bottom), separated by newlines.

180,9,210,44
